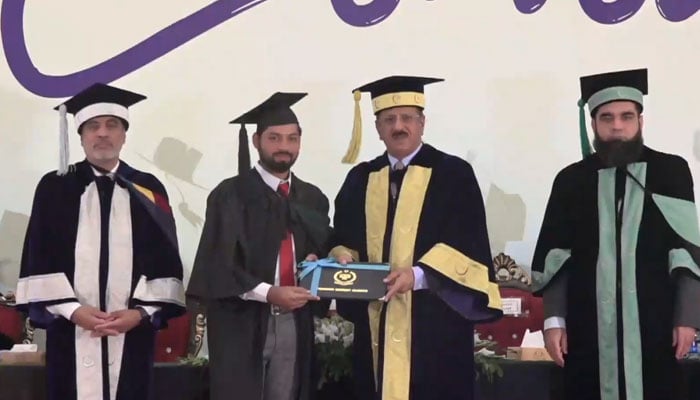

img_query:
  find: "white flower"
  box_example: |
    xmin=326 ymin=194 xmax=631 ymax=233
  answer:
xmin=314 ymin=315 xmax=355 ymax=346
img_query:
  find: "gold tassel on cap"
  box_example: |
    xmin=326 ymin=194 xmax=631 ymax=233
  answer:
xmin=57 ymin=104 xmax=69 ymax=176
xmin=341 ymin=90 xmax=363 ymax=164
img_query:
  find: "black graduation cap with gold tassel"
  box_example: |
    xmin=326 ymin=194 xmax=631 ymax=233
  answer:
xmin=229 ymin=92 xmax=307 ymax=175
xmin=342 ymin=75 xmax=444 ymax=164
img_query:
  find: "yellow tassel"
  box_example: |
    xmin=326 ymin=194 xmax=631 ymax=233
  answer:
xmin=341 ymin=90 xmax=363 ymax=164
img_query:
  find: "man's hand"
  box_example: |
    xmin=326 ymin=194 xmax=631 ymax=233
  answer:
xmin=267 ymin=287 xmax=320 ymax=311
xmin=544 ymin=328 xmax=567 ymax=367
xmin=70 ymin=305 xmax=114 ymax=331
xmin=673 ymin=326 xmax=697 ymax=360
xmin=305 ymin=253 xmax=318 ymax=261
xmin=92 ymin=309 xmax=144 ymax=337
xmin=335 ymin=253 xmax=353 ymax=265
xmin=383 ymin=268 xmax=415 ymax=302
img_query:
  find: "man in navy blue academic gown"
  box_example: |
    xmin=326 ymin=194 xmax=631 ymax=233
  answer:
xmin=15 ymin=83 xmax=186 ymax=400
xmin=332 ymin=76 xmax=503 ymax=400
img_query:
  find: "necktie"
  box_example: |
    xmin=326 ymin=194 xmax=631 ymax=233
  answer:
xmin=94 ymin=175 xmax=115 ymax=312
xmin=277 ymin=181 xmax=295 ymax=286
xmin=390 ymin=160 xmax=405 ymax=201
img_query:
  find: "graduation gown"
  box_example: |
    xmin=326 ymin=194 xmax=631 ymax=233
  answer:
xmin=532 ymin=146 xmax=700 ymax=400
xmin=186 ymin=168 xmax=332 ymax=400
xmin=15 ymin=160 xmax=186 ymax=400
xmin=332 ymin=143 xmax=503 ymax=400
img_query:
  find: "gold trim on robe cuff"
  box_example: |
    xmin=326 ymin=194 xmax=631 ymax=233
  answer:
xmin=329 ymin=245 xmax=360 ymax=262
xmin=419 ymin=243 xmax=502 ymax=310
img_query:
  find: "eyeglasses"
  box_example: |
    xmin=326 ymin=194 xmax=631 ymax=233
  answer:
xmin=377 ymin=114 xmax=422 ymax=126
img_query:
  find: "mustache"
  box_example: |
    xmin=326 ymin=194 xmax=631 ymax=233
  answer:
xmin=593 ymin=130 xmax=644 ymax=168
xmin=391 ymin=130 xmax=409 ymax=137
xmin=273 ymin=151 xmax=293 ymax=157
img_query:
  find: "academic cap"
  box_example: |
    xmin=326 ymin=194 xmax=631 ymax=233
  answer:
xmin=53 ymin=83 xmax=146 ymax=175
xmin=577 ymin=68 xmax=648 ymax=158
xmin=229 ymin=92 xmax=307 ymax=175
xmin=342 ymin=75 xmax=443 ymax=164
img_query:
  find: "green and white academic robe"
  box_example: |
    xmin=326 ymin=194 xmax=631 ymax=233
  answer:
xmin=532 ymin=146 xmax=700 ymax=400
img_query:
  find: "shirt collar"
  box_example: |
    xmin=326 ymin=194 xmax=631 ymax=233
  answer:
xmin=387 ymin=143 xmax=423 ymax=169
xmin=90 ymin=161 xmax=120 ymax=177
xmin=254 ymin=162 xmax=292 ymax=192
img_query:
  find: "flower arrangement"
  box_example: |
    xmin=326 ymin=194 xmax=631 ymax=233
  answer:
xmin=178 ymin=354 xmax=209 ymax=366
xmin=473 ymin=334 xmax=504 ymax=383
xmin=314 ymin=313 xmax=353 ymax=389
xmin=312 ymin=314 xmax=504 ymax=389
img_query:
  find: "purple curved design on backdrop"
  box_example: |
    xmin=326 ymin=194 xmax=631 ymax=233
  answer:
xmin=514 ymin=0 xmax=698 ymax=23
xmin=1 ymin=0 xmax=268 ymax=97
xmin=1 ymin=0 xmax=400 ymax=97
xmin=3 ymin=0 xmax=700 ymax=98
xmin=331 ymin=0 xmax=400 ymax=26
xmin=513 ymin=0 xmax=547 ymax=14
xmin=656 ymin=0 xmax=700 ymax=22
xmin=578 ymin=0 xmax=645 ymax=24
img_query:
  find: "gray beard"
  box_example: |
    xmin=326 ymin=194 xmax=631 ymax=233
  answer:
xmin=593 ymin=130 xmax=644 ymax=168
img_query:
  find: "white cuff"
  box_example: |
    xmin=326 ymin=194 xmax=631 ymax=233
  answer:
xmin=544 ymin=316 xmax=566 ymax=330
xmin=412 ymin=266 xmax=428 ymax=291
xmin=132 ymin=275 xmax=186 ymax=306
xmin=46 ymin=302 xmax=81 ymax=321
xmin=239 ymin=282 xmax=272 ymax=303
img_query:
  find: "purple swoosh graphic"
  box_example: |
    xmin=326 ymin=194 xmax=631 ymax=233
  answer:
xmin=656 ymin=0 xmax=700 ymax=22
xmin=331 ymin=0 xmax=400 ymax=26
xmin=2 ymin=0 xmax=402 ymax=97
xmin=5 ymin=0 xmax=698 ymax=98
xmin=513 ymin=0 xmax=547 ymax=14
xmin=513 ymin=0 xmax=699 ymax=23
xmin=579 ymin=0 xmax=645 ymax=24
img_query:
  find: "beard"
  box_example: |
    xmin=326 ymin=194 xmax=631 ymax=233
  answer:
xmin=258 ymin=150 xmax=297 ymax=173
xmin=593 ymin=129 xmax=644 ymax=168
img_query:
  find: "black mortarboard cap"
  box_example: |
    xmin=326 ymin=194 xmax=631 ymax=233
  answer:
xmin=229 ymin=92 xmax=307 ymax=175
xmin=576 ymin=68 xmax=648 ymax=158
xmin=52 ymin=82 xmax=146 ymax=175
xmin=579 ymin=68 xmax=647 ymax=109
xmin=342 ymin=75 xmax=443 ymax=164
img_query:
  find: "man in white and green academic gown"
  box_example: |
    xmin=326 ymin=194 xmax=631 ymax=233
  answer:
xmin=532 ymin=68 xmax=700 ymax=400
xmin=15 ymin=83 xmax=186 ymax=400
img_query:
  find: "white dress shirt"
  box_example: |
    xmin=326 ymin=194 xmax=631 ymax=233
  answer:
xmin=239 ymin=162 xmax=297 ymax=302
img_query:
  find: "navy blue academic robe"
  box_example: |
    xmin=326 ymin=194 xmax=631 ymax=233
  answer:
xmin=332 ymin=144 xmax=503 ymax=400
xmin=15 ymin=160 xmax=186 ymax=400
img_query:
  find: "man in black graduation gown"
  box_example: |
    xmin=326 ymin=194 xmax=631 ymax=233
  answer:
xmin=15 ymin=83 xmax=186 ymax=400
xmin=186 ymin=92 xmax=332 ymax=400
xmin=532 ymin=68 xmax=700 ymax=400
xmin=332 ymin=76 xmax=503 ymax=400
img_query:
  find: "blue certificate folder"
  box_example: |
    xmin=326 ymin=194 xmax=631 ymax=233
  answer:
xmin=297 ymin=258 xmax=391 ymax=300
